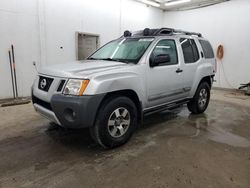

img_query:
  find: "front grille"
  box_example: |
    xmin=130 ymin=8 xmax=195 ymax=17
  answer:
xmin=32 ymin=95 xmax=52 ymax=111
xmin=57 ymin=80 xmax=66 ymax=92
xmin=38 ymin=76 xmax=54 ymax=92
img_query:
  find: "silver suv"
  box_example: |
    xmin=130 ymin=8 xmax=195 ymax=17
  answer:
xmin=32 ymin=28 xmax=216 ymax=148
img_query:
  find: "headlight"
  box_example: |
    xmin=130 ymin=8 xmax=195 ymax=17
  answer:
xmin=63 ymin=79 xmax=89 ymax=96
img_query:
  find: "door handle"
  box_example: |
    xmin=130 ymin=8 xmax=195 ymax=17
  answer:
xmin=176 ymin=68 xmax=183 ymax=73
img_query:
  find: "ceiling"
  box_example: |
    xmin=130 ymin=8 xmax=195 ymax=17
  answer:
xmin=136 ymin=0 xmax=229 ymax=11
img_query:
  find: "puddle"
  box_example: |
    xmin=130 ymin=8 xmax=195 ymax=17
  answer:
xmin=188 ymin=113 xmax=250 ymax=148
xmin=207 ymin=126 xmax=250 ymax=147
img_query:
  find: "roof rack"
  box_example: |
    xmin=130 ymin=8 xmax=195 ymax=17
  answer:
xmin=123 ymin=28 xmax=202 ymax=38
xmin=171 ymin=29 xmax=203 ymax=37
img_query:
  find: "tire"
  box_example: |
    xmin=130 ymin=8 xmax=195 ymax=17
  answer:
xmin=90 ymin=96 xmax=137 ymax=149
xmin=187 ymin=82 xmax=210 ymax=114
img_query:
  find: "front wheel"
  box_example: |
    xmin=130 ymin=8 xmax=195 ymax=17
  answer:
xmin=90 ymin=96 xmax=137 ymax=149
xmin=187 ymin=82 xmax=210 ymax=114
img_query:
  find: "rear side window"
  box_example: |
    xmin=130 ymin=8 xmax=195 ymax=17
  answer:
xmin=199 ymin=40 xmax=214 ymax=59
xmin=180 ymin=38 xmax=199 ymax=63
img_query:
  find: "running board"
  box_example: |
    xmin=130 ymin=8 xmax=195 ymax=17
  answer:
xmin=143 ymin=99 xmax=190 ymax=116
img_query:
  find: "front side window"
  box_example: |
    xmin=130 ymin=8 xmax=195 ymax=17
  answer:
xmin=199 ymin=40 xmax=214 ymax=59
xmin=180 ymin=38 xmax=199 ymax=63
xmin=150 ymin=39 xmax=178 ymax=66
xmin=88 ymin=38 xmax=154 ymax=63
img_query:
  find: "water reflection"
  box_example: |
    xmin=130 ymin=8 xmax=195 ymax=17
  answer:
xmin=189 ymin=113 xmax=250 ymax=147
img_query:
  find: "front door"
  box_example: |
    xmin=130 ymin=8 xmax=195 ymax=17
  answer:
xmin=146 ymin=39 xmax=186 ymax=108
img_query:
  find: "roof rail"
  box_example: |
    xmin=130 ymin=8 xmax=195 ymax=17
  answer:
xmin=171 ymin=29 xmax=202 ymax=37
xmin=123 ymin=28 xmax=202 ymax=37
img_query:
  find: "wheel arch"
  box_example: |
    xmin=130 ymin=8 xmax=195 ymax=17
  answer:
xmin=189 ymin=75 xmax=214 ymax=98
xmin=198 ymin=75 xmax=213 ymax=89
xmin=95 ymin=89 xmax=142 ymax=126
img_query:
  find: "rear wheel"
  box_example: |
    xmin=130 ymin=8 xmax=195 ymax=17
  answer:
xmin=187 ymin=82 xmax=210 ymax=114
xmin=90 ymin=96 xmax=137 ymax=148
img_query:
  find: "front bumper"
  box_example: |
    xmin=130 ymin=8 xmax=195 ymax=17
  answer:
xmin=33 ymin=103 xmax=61 ymax=125
xmin=32 ymin=93 xmax=105 ymax=128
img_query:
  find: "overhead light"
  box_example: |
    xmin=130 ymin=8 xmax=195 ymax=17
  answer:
xmin=165 ymin=0 xmax=191 ymax=6
xmin=141 ymin=0 xmax=161 ymax=7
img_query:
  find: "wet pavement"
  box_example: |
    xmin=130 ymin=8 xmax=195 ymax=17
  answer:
xmin=0 ymin=90 xmax=250 ymax=188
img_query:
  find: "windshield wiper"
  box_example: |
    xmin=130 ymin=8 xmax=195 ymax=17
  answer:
xmin=87 ymin=57 xmax=97 ymax=60
xmin=100 ymin=58 xmax=119 ymax=61
xmin=112 ymin=58 xmax=135 ymax=64
xmin=88 ymin=57 xmax=132 ymax=63
xmin=99 ymin=58 xmax=129 ymax=63
xmin=88 ymin=57 xmax=117 ymax=61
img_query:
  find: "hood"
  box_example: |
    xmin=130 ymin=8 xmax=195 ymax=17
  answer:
xmin=39 ymin=60 xmax=130 ymax=78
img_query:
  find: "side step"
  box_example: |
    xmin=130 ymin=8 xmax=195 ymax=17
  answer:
xmin=143 ymin=99 xmax=190 ymax=116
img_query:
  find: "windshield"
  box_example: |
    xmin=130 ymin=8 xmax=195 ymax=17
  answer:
xmin=88 ymin=37 xmax=154 ymax=63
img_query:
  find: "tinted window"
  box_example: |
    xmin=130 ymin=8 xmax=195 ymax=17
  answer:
xmin=150 ymin=39 xmax=178 ymax=66
xmin=199 ymin=40 xmax=214 ymax=58
xmin=180 ymin=38 xmax=199 ymax=63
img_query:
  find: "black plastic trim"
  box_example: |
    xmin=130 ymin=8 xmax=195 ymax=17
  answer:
xmin=143 ymin=98 xmax=190 ymax=116
xmin=38 ymin=76 xmax=53 ymax=92
xmin=57 ymin=80 xmax=66 ymax=92
xmin=32 ymin=95 xmax=52 ymax=111
xmin=50 ymin=94 xmax=105 ymax=128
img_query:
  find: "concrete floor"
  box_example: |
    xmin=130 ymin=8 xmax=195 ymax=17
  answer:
xmin=0 ymin=89 xmax=250 ymax=188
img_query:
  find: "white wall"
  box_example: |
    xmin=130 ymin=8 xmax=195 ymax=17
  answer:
xmin=43 ymin=0 xmax=163 ymax=66
xmin=2 ymin=0 xmax=247 ymax=99
xmin=0 ymin=0 xmax=40 ymax=99
xmin=0 ymin=0 xmax=163 ymax=99
xmin=163 ymin=0 xmax=250 ymax=89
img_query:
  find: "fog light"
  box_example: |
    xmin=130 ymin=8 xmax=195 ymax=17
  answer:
xmin=64 ymin=108 xmax=76 ymax=122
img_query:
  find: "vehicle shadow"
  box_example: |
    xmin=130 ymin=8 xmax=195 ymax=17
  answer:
xmin=141 ymin=107 xmax=181 ymax=130
xmin=44 ymin=107 xmax=183 ymax=151
xmin=44 ymin=123 xmax=100 ymax=151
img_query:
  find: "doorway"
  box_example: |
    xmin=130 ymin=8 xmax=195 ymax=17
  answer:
xmin=76 ymin=32 xmax=99 ymax=60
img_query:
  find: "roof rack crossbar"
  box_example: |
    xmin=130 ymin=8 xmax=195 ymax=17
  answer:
xmin=156 ymin=28 xmax=202 ymax=37
xmin=154 ymin=28 xmax=174 ymax=35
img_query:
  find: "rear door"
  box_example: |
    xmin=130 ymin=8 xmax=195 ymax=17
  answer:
xmin=178 ymin=38 xmax=201 ymax=97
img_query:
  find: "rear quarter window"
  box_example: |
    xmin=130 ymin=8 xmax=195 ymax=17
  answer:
xmin=199 ymin=40 xmax=214 ymax=59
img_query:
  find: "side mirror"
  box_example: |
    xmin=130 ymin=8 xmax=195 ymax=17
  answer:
xmin=150 ymin=54 xmax=171 ymax=67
